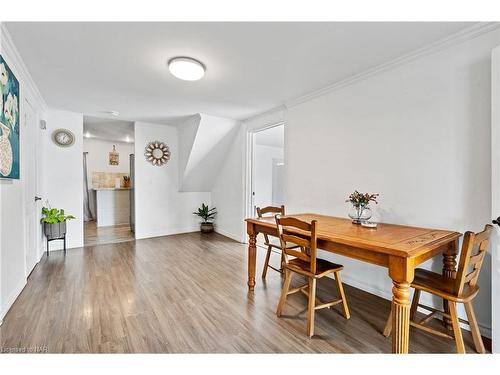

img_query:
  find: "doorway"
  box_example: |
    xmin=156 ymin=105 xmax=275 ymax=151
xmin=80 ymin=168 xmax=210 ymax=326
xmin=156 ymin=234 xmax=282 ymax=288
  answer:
xmin=248 ymin=124 xmax=285 ymax=247
xmin=82 ymin=116 xmax=135 ymax=246
xmin=251 ymin=124 xmax=285 ymax=213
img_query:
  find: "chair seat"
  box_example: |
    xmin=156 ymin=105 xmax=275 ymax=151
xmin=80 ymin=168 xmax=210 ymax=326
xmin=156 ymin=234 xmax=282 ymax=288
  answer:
xmin=412 ymin=268 xmax=479 ymax=302
xmin=285 ymin=258 xmax=343 ymax=278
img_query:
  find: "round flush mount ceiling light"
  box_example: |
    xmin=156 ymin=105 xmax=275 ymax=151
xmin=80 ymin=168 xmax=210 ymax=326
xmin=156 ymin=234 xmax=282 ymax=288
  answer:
xmin=168 ymin=57 xmax=205 ymax=81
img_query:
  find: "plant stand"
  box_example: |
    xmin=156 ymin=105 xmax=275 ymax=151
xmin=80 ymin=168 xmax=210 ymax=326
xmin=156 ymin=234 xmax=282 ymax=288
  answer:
xmin=46 ymin=235 xmax=66 ymax=256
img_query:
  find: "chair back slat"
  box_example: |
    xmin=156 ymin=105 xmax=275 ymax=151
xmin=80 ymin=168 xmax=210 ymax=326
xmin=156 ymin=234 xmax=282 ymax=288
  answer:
xmin=277 ymin=216 xmax=311 ymax=231
xmin=464 ymin=269 xmax=479 ymax=283
xmin=281 ymin=234 xmax=310 ymax=249
xmin=455 ymin=225 xmax=493 ymax=295
xmin=256 ymin=205 xmax=285 ymax=244
xmin=284 ymin=249 xmax=311 ymax=262
xmin=275 ymin=215 xmax=318 ymax=274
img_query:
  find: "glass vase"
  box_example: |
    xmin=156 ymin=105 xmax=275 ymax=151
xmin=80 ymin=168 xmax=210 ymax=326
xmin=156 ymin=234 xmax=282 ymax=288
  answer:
xmin=348 ymin=205 xmax=372 ymax=224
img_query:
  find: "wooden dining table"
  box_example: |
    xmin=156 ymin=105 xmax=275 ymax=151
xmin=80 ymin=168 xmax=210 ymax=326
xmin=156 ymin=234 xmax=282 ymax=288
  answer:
xmin=245 ymin=213 xmax=462 ymax=354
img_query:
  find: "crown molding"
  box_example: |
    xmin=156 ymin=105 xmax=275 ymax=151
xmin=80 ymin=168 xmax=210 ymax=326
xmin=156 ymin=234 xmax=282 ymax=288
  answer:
xmin=244 ymin=22 xmax=500 ymax=122
xmin=242 ymin=104 xmax=286 ymax=125
xmin=0 ymin=23 xmax=48 ymax=112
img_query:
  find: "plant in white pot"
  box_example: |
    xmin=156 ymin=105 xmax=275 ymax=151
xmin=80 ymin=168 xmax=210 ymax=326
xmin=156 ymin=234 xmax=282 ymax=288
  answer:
xmin=41 ymin=205 xmax=76 ymax=240
xmin=193 ymin=203 xmax=217 ymax=233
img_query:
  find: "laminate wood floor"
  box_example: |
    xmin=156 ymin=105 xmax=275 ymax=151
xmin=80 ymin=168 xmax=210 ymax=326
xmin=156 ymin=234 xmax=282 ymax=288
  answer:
xmin=84 ymin=221 xmax=134 ymax=246
xmin=0 ymin=232 xmax=490 ymax=353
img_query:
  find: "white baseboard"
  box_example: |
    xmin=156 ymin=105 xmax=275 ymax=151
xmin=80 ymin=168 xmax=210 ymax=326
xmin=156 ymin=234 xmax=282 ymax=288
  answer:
xmin=135 ymin=226 xmax=200 ymax=240
xmin=0 ymin=277 xmax=27 ymax=324
xmin=215 ymin=228 xmax=244 ymax=243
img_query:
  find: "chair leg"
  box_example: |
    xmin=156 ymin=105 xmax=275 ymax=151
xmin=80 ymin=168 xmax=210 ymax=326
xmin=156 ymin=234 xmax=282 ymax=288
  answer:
xmin=449 ymin=301 xmax=465 ymax=354
xmin=383 ymin=308 xmax=393 ymax=337
xmin=410 ymin=289 xmax=421 ymax=321
xmin=334 ymin=271 xmax=350 ymax=319
xmin=261 ymin=246 xmax=272 ymax=279
xmin=464 ymin=301 xmax=485 ymax=354
xmin=307 ymin=277 xmax=317 ymax=337
xmin=279 ymin=250 xmax=285 ymax=273
xmin=276 ymin=269 xmax=293 ymax=317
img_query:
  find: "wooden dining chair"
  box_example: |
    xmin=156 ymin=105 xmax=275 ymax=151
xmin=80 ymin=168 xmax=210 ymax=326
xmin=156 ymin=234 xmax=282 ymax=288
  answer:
xmin=257 ymin=205 xmax=287 ymax=279
xmin=383 ymin=225 xmax=493 ymax=353
xmin=275 ymin=215 xmax=350 ymax=337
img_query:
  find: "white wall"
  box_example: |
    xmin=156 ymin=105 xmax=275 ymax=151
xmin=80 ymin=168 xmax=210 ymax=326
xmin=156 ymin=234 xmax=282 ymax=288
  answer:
xmin=84 ymin=138 xmax=134 ymax=179
xmin=0 ymin=23 xmax=47 ymax=323
xmin=211 ymin=127 xmax=246 ymax=241
xmin=211 ymin=109 xmax=285 ymax=242
xmin=213 ymin=30 xmax=500 ymax=338
xmin=253 ymin=144 xmax=284 ymax=208
xmin=179 ymin=113 xmax=240 ymax=192
xmin=42 ymin=109 xmax=84 ymax=250
xmin=284 ymin=30 xmax=500 ymax=337
xmin=134 ymin=121 xmax=210 ymax=239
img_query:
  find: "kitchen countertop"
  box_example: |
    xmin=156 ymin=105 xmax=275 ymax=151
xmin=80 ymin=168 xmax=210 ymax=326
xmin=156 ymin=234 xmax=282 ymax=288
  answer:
xmin=92 ymin=187 xmax=132 ymax=191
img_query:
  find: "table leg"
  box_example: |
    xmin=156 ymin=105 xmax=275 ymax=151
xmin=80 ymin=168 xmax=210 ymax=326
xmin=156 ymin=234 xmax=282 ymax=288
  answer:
xmin=442 ymin=239 xmax=458 ymax=330
xmin=247 ymin=223 xmax=257 ymax=291
xmin=389 ymin=256 xmax=414 ymax=354
xmin=391 ymin=281 xmax=411 ymax=353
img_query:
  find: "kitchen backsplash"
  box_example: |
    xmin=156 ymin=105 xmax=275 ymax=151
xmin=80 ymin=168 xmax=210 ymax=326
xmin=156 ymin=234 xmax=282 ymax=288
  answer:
xmin=92 ymin=172 xmax=129 ymax=188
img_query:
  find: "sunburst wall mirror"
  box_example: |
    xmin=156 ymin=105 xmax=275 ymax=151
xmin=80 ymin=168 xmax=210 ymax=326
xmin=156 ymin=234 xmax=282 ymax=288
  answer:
xmin=145 ymin=141 xmax=170 ymax=166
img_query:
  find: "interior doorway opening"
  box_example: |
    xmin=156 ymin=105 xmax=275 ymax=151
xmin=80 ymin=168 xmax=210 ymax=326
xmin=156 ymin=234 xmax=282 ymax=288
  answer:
xmin=251 ymin=124 xmax=285 ymax=213
xmin=83 ymin=116 xmax=135 ymax=246
xmin=248 ymin=123 xmax=285 ymax=248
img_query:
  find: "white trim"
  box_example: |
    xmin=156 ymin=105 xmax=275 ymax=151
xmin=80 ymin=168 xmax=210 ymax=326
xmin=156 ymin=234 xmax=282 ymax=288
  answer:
xmin=244 ymin=121 xmax=285 ymax=220
xmin=0 ymin=23 xmax=47 ymax=112
xmin=0 ymin=278 xmax=27 ymax=323
xmin=214 ymin=228 xmax=244 ymax=243
xmin=491 ymin=45 xmax=500 ymax=353
xmin=134 ymin=226 xmax=201 ymax=240
xmin=244 ymin=22 xmax=500 ymax=123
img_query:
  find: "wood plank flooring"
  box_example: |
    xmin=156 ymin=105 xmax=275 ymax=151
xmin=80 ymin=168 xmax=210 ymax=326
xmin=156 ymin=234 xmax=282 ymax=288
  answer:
xmin=0 ymin=232 xmax=490 ymax=353
xmin=84 ymin=221 xmax=134 ymax=246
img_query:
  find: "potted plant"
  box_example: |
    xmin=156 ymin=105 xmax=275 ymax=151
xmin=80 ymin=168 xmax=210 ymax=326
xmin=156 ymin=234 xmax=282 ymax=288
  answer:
xmin=193 ymin=203 xmax=217 ymax=233
xmin=346 ymin=190 xmax=379 ymax=224
xmin=123 ymin=175 xmax=130 ymax=188
xmin=41 ymin=205 xmax=76 ymax=240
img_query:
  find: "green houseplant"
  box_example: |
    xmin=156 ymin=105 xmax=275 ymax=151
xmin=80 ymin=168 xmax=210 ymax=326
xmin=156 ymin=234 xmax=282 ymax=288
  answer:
xmin=193 ymin=203 xmax=217 ymax=233
xmin=41 ymin=205 xmax=76 ymax=240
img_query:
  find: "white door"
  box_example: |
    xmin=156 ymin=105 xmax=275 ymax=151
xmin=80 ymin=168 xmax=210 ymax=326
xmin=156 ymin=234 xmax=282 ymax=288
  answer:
xmin=23 ymin=99 xmax=39 ymax=276
xmin=491 ymin=46 xmax=500 ymax=353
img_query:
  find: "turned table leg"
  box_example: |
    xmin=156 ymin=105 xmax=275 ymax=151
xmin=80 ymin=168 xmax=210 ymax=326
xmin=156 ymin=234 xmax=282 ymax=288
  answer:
xmin=442 ymin=239 xmax=458 ymax=330
xmin=247 ymin=223 xmax=257 ymax=291
xmin=389 ymin=256 xmax=415 ymax=354
xmin=391 ymin=281 xmax=411 ymax=353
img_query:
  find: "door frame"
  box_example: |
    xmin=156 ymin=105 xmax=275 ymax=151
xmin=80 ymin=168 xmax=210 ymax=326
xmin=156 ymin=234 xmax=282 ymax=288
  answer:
xmin=22 ymin=97 xmax=42 ymax=277
xmin=491 ymin=45 xmax=500 ymax=353
xmin=244 ymin=121 xmax=285 ymax=220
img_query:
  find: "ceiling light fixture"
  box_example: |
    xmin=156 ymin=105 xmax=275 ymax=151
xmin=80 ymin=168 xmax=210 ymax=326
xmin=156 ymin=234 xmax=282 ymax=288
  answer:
xmin=168 ymin=57 xmax=205 ymax=81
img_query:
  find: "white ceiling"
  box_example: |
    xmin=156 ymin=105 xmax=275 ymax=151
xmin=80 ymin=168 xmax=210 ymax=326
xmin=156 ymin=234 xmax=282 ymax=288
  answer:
xmin=83 ymin=116 xmax=134 ymax=143
xmin=6 ymin=22 xmax=474 ymax=123
xmin=255 ymin=125 xmax=284 ymax=148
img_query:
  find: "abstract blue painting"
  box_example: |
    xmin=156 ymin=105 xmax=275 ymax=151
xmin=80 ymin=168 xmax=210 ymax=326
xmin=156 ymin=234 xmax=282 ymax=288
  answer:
xmin=0 ymin=54 xmax=20 ymax=179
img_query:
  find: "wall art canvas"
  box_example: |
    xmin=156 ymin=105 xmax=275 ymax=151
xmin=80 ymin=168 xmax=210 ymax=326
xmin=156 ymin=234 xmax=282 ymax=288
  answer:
xmin=0 ymin=54 xmax=20 ymax=179
xmin=109 ymin=144 xmax=119 ymax=166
